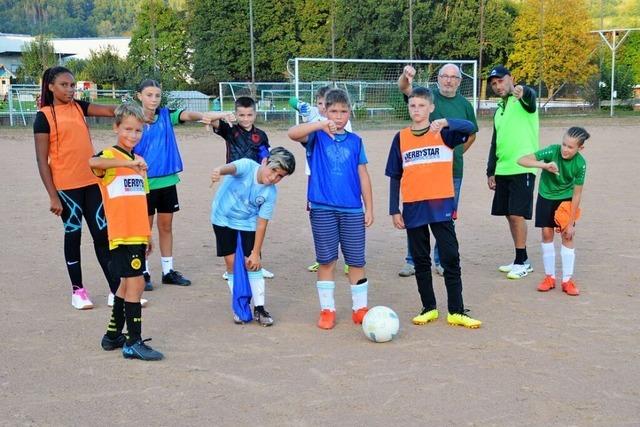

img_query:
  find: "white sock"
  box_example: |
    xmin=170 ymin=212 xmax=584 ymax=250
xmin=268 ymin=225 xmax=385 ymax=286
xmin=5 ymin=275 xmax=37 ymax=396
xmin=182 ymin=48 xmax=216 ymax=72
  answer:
xmin=227 ymin=274 xmax=234 ymax=294
xmin=144 ymin=260 xmax=150 ymax=275
xmin=350 ymin=280 xmax=368 ymax=310
xmin=317 ymin=281 xmax=335 ymax=311
xmin=561 ymin=245 xmax=575 ymax=282
xmin=541 ymin=242 xmax=555 ymax=277
xmin=248 ymin=271 xmax=265 ymax=306
xmin=161 ymin=257 xmax=173 ymax=275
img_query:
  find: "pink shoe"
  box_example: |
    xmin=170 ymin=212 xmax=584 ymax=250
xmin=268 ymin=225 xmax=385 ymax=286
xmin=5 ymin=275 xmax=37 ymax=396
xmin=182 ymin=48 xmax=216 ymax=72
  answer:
xmin=72 ymin=288 xmax=94 ymax=310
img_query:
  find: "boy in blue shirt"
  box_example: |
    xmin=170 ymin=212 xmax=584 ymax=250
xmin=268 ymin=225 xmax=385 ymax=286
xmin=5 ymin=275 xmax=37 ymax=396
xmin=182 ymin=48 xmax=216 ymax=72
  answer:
xmin=210 ymin=147 xmax=295 ymax=326
xmin=288 ymin=89 xmax=373 ymax=330
xmin=385 ymin=87 xmax=481 ymax=329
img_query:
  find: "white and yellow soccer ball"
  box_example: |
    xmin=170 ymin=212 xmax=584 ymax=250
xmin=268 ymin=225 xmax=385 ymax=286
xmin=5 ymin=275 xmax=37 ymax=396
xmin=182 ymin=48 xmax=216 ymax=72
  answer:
xmin=362 ymin=306 xmax=399 ymax=343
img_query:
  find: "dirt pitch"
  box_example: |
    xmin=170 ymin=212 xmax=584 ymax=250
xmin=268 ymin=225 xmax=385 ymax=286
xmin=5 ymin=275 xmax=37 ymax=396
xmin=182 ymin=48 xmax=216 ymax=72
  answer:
xmin=1 ymin=116 xmax=639 ymax=426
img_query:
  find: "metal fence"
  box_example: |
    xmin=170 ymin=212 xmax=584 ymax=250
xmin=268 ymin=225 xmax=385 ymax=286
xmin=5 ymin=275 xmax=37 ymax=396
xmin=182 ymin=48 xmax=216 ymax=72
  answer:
xmin=0 ymin=85 xmax=214 ymax=126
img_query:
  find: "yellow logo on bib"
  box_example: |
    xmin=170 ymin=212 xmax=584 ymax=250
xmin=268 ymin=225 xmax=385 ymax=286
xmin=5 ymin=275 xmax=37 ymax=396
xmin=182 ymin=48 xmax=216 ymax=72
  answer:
xmin=131 ymin=258 xmax=142 ymax=270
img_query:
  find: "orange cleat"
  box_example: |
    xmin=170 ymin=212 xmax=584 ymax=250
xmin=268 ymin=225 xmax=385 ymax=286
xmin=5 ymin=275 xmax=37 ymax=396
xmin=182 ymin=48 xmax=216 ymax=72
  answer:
xmin=317 ymin=309 xmax=336 ymax=329
xmin=537 ymin=275 xmax=556 ymax=292
xmin=351 ymin=307 xmax=369 ymax=324
xmin=562 ymin=279 xmax=580 ymax=296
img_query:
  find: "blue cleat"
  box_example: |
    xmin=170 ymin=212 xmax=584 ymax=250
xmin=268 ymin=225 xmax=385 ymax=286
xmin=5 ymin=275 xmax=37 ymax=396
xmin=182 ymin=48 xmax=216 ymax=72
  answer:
xmin=122 ymin=338 xmax=164 ymax=361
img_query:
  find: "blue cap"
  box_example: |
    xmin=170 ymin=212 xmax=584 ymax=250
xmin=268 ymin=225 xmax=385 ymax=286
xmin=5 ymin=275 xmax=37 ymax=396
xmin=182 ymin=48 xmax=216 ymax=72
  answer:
xmin=488 ymin=65 xmax=511 ymax=82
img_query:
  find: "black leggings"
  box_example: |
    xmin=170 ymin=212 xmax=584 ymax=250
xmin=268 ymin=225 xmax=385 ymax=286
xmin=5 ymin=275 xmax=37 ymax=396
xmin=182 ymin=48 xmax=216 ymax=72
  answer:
xmin=58 ymin=184 xmax=118 ymax=293
xmin=407 ymin=221 xmax=464 ymax=314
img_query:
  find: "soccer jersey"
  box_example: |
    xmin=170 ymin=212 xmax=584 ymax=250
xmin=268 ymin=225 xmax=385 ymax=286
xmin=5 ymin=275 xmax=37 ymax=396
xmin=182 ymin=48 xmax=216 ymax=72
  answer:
xmin=210 ymin=158 xmax=277 ymax=231
xmin=34 ymin=101 xmax=98 ymax=190
xmin=306 ymin=130 xmax=367 ymax=210
xmin=93 ymin=147 xmax=151 ymax=249
xmin=214 ymin=120 xmax=270 ymax=164
xmin=535 ymin=144 xmax=586 ymax=200
xmin=386 ymin=119 xmax=474 ymax=229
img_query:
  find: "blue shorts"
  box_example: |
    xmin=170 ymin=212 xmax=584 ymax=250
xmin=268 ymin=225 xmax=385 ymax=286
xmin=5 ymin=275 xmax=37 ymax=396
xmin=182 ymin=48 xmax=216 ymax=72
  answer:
xmin=309 ymin=209 xmax=366 ymax=267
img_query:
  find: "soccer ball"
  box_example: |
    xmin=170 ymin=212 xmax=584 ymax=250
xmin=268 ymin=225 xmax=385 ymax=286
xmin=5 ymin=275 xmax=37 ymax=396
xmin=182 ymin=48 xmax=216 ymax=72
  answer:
xmin=362 ymin=306 xmax=400 ymax=343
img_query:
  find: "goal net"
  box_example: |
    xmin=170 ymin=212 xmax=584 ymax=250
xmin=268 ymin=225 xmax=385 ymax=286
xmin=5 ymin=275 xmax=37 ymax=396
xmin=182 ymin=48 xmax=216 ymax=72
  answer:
xmin=288 ymin=57 xmax=478 ymax=125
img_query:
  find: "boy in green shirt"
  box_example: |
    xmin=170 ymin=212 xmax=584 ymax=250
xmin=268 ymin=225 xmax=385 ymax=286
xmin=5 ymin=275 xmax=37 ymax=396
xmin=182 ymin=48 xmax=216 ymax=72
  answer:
xmin=518 ymin=127 xmax=589 ymax=296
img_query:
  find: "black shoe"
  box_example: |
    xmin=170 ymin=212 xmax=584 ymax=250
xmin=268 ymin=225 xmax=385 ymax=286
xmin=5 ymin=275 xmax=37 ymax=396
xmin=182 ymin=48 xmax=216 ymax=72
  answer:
xmin=143 ymin=272 xmax=154 ymax=291
xmin=161 ymin=270 xmax=191 ymax=286
xmin=122 ymin=338 xmax=164 ymax=361
xmin=101 ymin=333 xmax=126 ymax=351
xmin=254 ymin=306 xmax=274 ymax=327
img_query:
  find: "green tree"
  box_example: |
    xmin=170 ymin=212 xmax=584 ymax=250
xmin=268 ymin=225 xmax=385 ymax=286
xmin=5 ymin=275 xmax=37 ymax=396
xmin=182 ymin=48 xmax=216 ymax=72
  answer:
xmin=91 ymin=0 xmax=139 ymax=36
xmin=84 ymin=47 xmax=126 ymax=96
xmin=127 ymin=0 xmax=191 ymax=89
xmin=16 ymin=35 xmax=57 ymax=84
xmin=189 ymin=0 xmax=252 ymax=93
xmin=509 ymin=0 xmax=597 ymax=99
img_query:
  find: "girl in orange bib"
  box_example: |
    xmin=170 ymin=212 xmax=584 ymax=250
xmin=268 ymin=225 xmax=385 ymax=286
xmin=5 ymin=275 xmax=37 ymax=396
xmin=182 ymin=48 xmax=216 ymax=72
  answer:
xmin=34 ymin=66 xmax=119 ymax=310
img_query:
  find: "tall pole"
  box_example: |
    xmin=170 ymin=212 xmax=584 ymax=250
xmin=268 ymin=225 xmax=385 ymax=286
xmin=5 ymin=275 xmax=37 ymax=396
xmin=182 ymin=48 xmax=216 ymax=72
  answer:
xmin=610 ymin=31 xmax=616 ymax=117
xmin=409 ymin=0 xmax=414 ymax=60
xmin=478 ymin=0 xmax=485 ymax=99
xmin=538 ymin=0 xmax=543 ymax=107
xmin=249 ymin=0 xmax=256 ymax=97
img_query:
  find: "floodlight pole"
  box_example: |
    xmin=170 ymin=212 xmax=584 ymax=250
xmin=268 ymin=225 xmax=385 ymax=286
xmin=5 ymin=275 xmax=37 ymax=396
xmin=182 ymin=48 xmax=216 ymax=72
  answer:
xmin=592 ymin=28 xmax=639 ymax=117
xmin=249 ymin=0 xmax=256 ymax=97
xmin=408 ymin=0 xmax=414 ymax=61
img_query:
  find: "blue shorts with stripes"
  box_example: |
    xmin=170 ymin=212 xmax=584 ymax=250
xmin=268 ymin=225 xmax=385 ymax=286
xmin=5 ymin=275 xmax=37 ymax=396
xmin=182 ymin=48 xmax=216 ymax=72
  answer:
xmin=309 ymin=209 xmax=366 ymax=267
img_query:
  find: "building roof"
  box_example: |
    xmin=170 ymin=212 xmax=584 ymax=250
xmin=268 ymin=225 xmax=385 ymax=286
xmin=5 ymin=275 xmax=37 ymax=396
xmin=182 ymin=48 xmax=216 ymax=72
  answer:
xmin=0 ymin=33 xmax=130 ymax=60
xmin=0 ymin=65 xmax=16 ymax=78
xmin=168 ymin=91 xmax=210 ymax=99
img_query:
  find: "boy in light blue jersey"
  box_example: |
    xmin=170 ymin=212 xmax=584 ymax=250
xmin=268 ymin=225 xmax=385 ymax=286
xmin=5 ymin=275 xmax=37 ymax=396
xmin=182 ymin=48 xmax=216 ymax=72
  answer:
xmin=210 ymin=147 xmax=296 ymax=326
xmin=288 ymin=89 xmax=374 ymax=330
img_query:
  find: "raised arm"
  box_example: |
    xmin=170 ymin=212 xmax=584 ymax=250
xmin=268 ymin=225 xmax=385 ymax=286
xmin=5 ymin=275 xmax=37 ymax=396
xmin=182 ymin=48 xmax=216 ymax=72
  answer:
xmin=86 ymin=103 xmax=116 ymax=117
xmin=398 ymin=65 xmax=415 ymax=96
xmin=180 ymin=110 xmax=226 ymax=124
xmin=89 ymin=156 xmax=147 ymax=175
xmin=287 ymin=120 xmax=328 ymax=143
xmin=517 ymin=153 xmax=558 ymax=175
xmin=210 ymin=162 xmax=238 ymax=184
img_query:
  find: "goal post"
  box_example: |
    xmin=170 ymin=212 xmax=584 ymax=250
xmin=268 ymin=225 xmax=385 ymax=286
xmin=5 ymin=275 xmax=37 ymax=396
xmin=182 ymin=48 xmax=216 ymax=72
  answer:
xmin=289 ymin=57 xmax=478 ymax=125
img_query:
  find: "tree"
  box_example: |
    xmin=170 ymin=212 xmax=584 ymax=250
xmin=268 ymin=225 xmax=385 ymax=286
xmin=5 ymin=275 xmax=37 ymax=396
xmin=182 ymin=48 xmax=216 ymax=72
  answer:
xmin=84 ymin=47 xmax=126 ymax=96
xmin=17 ymin=35 xmax=57 ymax=84
xmin=127 ymin=0 xmax=191 ymax=89
xmin=189 ymin=0 xmax=253 ymax=93
xmin=509 ymin=0 xmax=597 ymax=99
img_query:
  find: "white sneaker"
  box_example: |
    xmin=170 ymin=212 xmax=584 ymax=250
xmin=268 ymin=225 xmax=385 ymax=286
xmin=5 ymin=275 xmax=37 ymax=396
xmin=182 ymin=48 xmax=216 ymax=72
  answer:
xmin=261 ymin=268 xmax=274 ymax=279
xmin=222 ymin=271 xmax=229 ymax=280
xmin=434 ymin=264 xmax=445 ymax=276
xmin=506 ymin=264 xmax=531 ymax=280
xmin=107 ymin=293 xmax=148 ymax=308
xmin=72 ymin=288 xmax=94 ymax=310
xmin=498 ymin=261 xmax=533 ymax=273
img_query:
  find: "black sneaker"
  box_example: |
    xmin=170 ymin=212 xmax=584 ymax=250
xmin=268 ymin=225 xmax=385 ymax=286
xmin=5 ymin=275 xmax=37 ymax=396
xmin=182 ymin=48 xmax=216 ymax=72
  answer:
xmin=161 ymin=270 xmax=191 ymax=286
xmin=143 ymin=272 xmax=154 ymax=291
xmin=101 ymin=333 xmax=126 ymax=351
xmin=122 ymin=338 xmax=164 ymax=361
xmin=254 ymin=306 xmax=274 ymax=327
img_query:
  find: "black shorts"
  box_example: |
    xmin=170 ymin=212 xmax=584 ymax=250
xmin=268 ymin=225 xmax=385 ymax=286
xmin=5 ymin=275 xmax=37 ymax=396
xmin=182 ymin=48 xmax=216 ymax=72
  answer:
xmin=212 ymin=225 xmax=256 ymax=257
xmin=110 ymin=244 xmax=146 ymax=278
xmin=147 ymin=185 xmax=179 ymax=215
xmin=535 ymin=194 xmax=572 ymax=228
xmin=491 ymin=173 xmax=535 ymax=219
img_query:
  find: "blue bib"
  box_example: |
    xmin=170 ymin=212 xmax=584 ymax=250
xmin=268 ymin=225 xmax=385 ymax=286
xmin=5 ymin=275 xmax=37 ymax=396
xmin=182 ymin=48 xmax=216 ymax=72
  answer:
xmin=133 ymin=108 xmax=183 ymax=178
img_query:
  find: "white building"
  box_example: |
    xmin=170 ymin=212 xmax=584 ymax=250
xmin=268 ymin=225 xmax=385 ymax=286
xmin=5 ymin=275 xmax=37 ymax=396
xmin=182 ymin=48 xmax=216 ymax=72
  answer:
xmin=0 ymin=33 xmax=130 ymax=74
